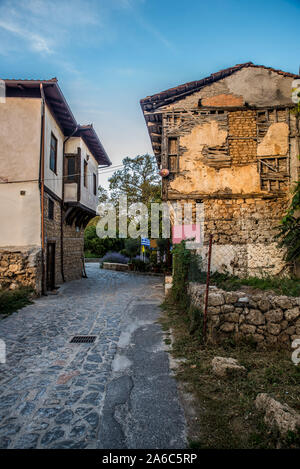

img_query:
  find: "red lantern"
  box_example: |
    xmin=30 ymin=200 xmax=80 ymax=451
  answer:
xmin=159 ymin=168 xmax=169 ymax=177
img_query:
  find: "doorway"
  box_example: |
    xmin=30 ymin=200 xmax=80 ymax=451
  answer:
xmin=46 ymin=242 xmax=56 ymax=290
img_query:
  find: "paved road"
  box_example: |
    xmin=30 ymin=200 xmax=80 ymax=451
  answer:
xmin=0 ymin=265 xmax=186 ymax=449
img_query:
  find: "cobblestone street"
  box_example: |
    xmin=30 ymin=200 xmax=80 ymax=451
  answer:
xmin=0 ymin=265 xmax=186 ymax=449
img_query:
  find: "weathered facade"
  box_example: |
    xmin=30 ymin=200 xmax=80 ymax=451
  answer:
xmin=0 ymin=79 xmax=111 ymax=293
xmin=141 ymin=63 xmax=300 ymax=277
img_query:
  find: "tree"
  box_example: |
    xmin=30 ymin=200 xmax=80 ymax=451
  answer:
xmin=277 ymin=92 xmax=300 ymax=269
xmin=98 ymin=186 xmax=109 ymax=203
xmin=124 ymin=238 xmax=140 ymax=260
xmin=84 ymin=225 xmax=124 ymax=257
xmin=108 ymin=154 xmax=161 ymax=205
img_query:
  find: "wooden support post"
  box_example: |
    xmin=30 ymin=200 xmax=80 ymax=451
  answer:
xmin=203 ymin=235 xmax=213 ymax=342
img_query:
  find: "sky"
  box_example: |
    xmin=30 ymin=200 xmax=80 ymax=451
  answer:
xmin=0 ymin=0 xmax=299 ymax=188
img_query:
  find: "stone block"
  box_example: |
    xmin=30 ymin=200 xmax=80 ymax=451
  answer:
xmin=285 ymin=308 xmax=300 ymax=322
xmin=247 ymin=309 xmax=265 ymax=325
xmin=208 ymin=293 xmax=224 ymax=306
xmin=211 ymin=356 xmax=247 ymax=378
xmin=265 ymin=309 xmax=283 ymax=323
xmin=255 ymin=393 xmax=300 ymax=436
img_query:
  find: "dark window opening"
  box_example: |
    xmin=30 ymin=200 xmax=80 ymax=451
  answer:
xmin=167 ymin=137 xmax=179 ymax=172
xmin=93 ymin=173 xmax=97 ymax=195
xmin=48 ymin=198 xmax=54 ymax=220
xmin=50 ymin=133 xmax=57 ymax=173
xmin=67 ymin=156 xmax=76 ymax=181
xmin=84 ymin=160 xmax=88 ymax=188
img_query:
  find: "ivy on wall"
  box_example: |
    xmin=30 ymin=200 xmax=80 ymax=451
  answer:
xmin=277 ymin=95 xmax=300 ymax=266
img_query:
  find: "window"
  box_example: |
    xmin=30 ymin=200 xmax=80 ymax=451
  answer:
xmin=93 ymin=173 xmax=97 ymax=195
xmin=67 ymin=156 xmax=76 ymax=181
xmin=167 ymin=137 xmax=179 ymax=172
xmin=50 ymin=133 xmax=57 ymax=173
xmin=84 ymin=160 xmax=88 ymax=187
xmin=48 ymin=198 xmax=54 ymax=220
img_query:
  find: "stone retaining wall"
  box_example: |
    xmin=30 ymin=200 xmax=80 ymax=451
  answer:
xmin=102 ymin=262 xmax=129 ymax=272
xmin=0 ymin=246 xmax=42 ymax=294
xmin=188 ymin=282 xmax=300 ymax=346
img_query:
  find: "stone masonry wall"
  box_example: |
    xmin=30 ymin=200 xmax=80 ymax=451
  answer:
xmin=0 ymin=195 xmax=86 ymax=294
xmin=228 ymin=110 xmax=257 ymax=165
xmin=189 ymin=282 xmax=300 ymax=346
xmin=63 ymin=222 xmax=85 ymax=282
xmin=44 ymin=193 xmax=85 ymax=285
xmin=0 ymin=246 xmax=42 ymax=293
xmin=44 ymin=195 xmax=63 ymax=286
xmin=169 ymin=196 xmax=288 ymax=277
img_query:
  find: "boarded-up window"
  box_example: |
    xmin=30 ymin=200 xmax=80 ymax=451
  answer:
xmin=50 ymin=133 xmax=57 ymax=173
xmin=84 ymin=160 xmax=88 ymax=188
xmin=168 ymin=137 xmax=178 ymax=172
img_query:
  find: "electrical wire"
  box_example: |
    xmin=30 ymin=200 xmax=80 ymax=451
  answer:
xmin=0 ymin=163 xmax=124 ymax=184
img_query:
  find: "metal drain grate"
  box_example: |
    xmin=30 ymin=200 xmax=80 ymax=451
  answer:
xmin=70 ymin=335 xmax=96 ymax=344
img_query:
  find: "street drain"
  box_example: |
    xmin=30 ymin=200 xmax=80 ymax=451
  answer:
xmin=70 ymin=335 xmax=96 ymax=344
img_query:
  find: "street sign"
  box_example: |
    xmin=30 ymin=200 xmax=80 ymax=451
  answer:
xmin=141 ymin=237 xmax=150 ymax=247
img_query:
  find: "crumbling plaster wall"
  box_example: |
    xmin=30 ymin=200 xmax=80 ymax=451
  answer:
xmin=161 ymin=67 xmax=295 ymax=111
xmin=160 ymin=67 xmax=299 ymax=277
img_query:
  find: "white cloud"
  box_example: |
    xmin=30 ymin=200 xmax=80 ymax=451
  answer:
xmin=0 ymin=0 xmax=103 ymax=56
xmin=0 ymin=19 xmax=53 ymax=53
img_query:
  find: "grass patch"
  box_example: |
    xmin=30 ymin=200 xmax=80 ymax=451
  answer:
xmin=160 ymin=300 xmax=300 ymax=449
xmin=206 ymin=272 xmax=300 ymax=297
xmin=0 ymin=287 xmax=34 ymax=316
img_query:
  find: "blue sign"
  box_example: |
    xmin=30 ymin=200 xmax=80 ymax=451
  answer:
xmin=141 ymin=237 xmax=150 ymax=247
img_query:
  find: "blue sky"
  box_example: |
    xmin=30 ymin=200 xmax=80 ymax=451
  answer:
xmin=0 ymin=0 xmax=299 ymax=187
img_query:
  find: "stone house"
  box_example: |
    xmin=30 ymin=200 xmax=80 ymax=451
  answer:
xmin=141 ymin=62 xmax=300 ymax=277
xmin=0 ymin=78 xmax=111 ymax=294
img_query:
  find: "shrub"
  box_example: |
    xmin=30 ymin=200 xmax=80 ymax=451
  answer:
xmin=131 ymin=259 xmax=149 ymax=272
xmin=124 ymin=238 xmax=140 ymax=259
xmin=0 ymin=287 xmax=33 ymax=316
xmin=100 ymin=252 xmax=129 ymax=265
xmin=84 ymin=225 xmax=124 ymax=257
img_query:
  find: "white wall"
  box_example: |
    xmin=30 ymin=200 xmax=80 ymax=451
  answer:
xmin=0 ymin=98 xmax=41 ymax=247
xmin=44 ymin=104 xmax=64 ymax=199
xmin=65 ymin=137 xmax=99 ymax=211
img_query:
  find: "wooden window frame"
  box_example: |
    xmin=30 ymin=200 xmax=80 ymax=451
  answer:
xmin=65 ymin=155 xmax=77 ymax=182
xmin=167 ymin=136 xmax=179 ymax=173
xmin=84 ymin=159 xmax=88 ymax=188
xmin=50 ymin=132 xmax=58 ymax=174
xmin=93 ymin=173 xmax=97 ymax=196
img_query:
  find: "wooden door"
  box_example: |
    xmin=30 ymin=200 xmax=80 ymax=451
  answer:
xmin=46 ymin=242 xmax=56 ymax=290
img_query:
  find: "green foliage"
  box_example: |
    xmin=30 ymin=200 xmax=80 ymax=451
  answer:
xmin=276 ymin=99 xmax=300 ymax=266
xmin=157 ymin=238 xmax=169 ymax=257
xmin=108 ymin=154 xmax=161 ymax=205
xmin=124 ymin=238 xmax=140 ymax=259
xmin=171 ymin=241 xmax=204 ymax=334
xmin=0 ymin=287 xmax=33 ymax=316
xmin=276 ymin=179 xmax=300 ymax=263
xmin=209 ymin=271 xmax=300 ymax=297
xmin=97 ymin=186 xmax=109 ymax=203
xmin=171 ymin=241 xmax=192 ymax=306
xmin=84 ymin=225 xmax=124 ymax=257
xmin=84 ymin=251 xmax=100 ymax=259
xmin=149 ymin=252 xmax=157 ymax=266
xmin=130 ymin=258 xmax=149 ymax=272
